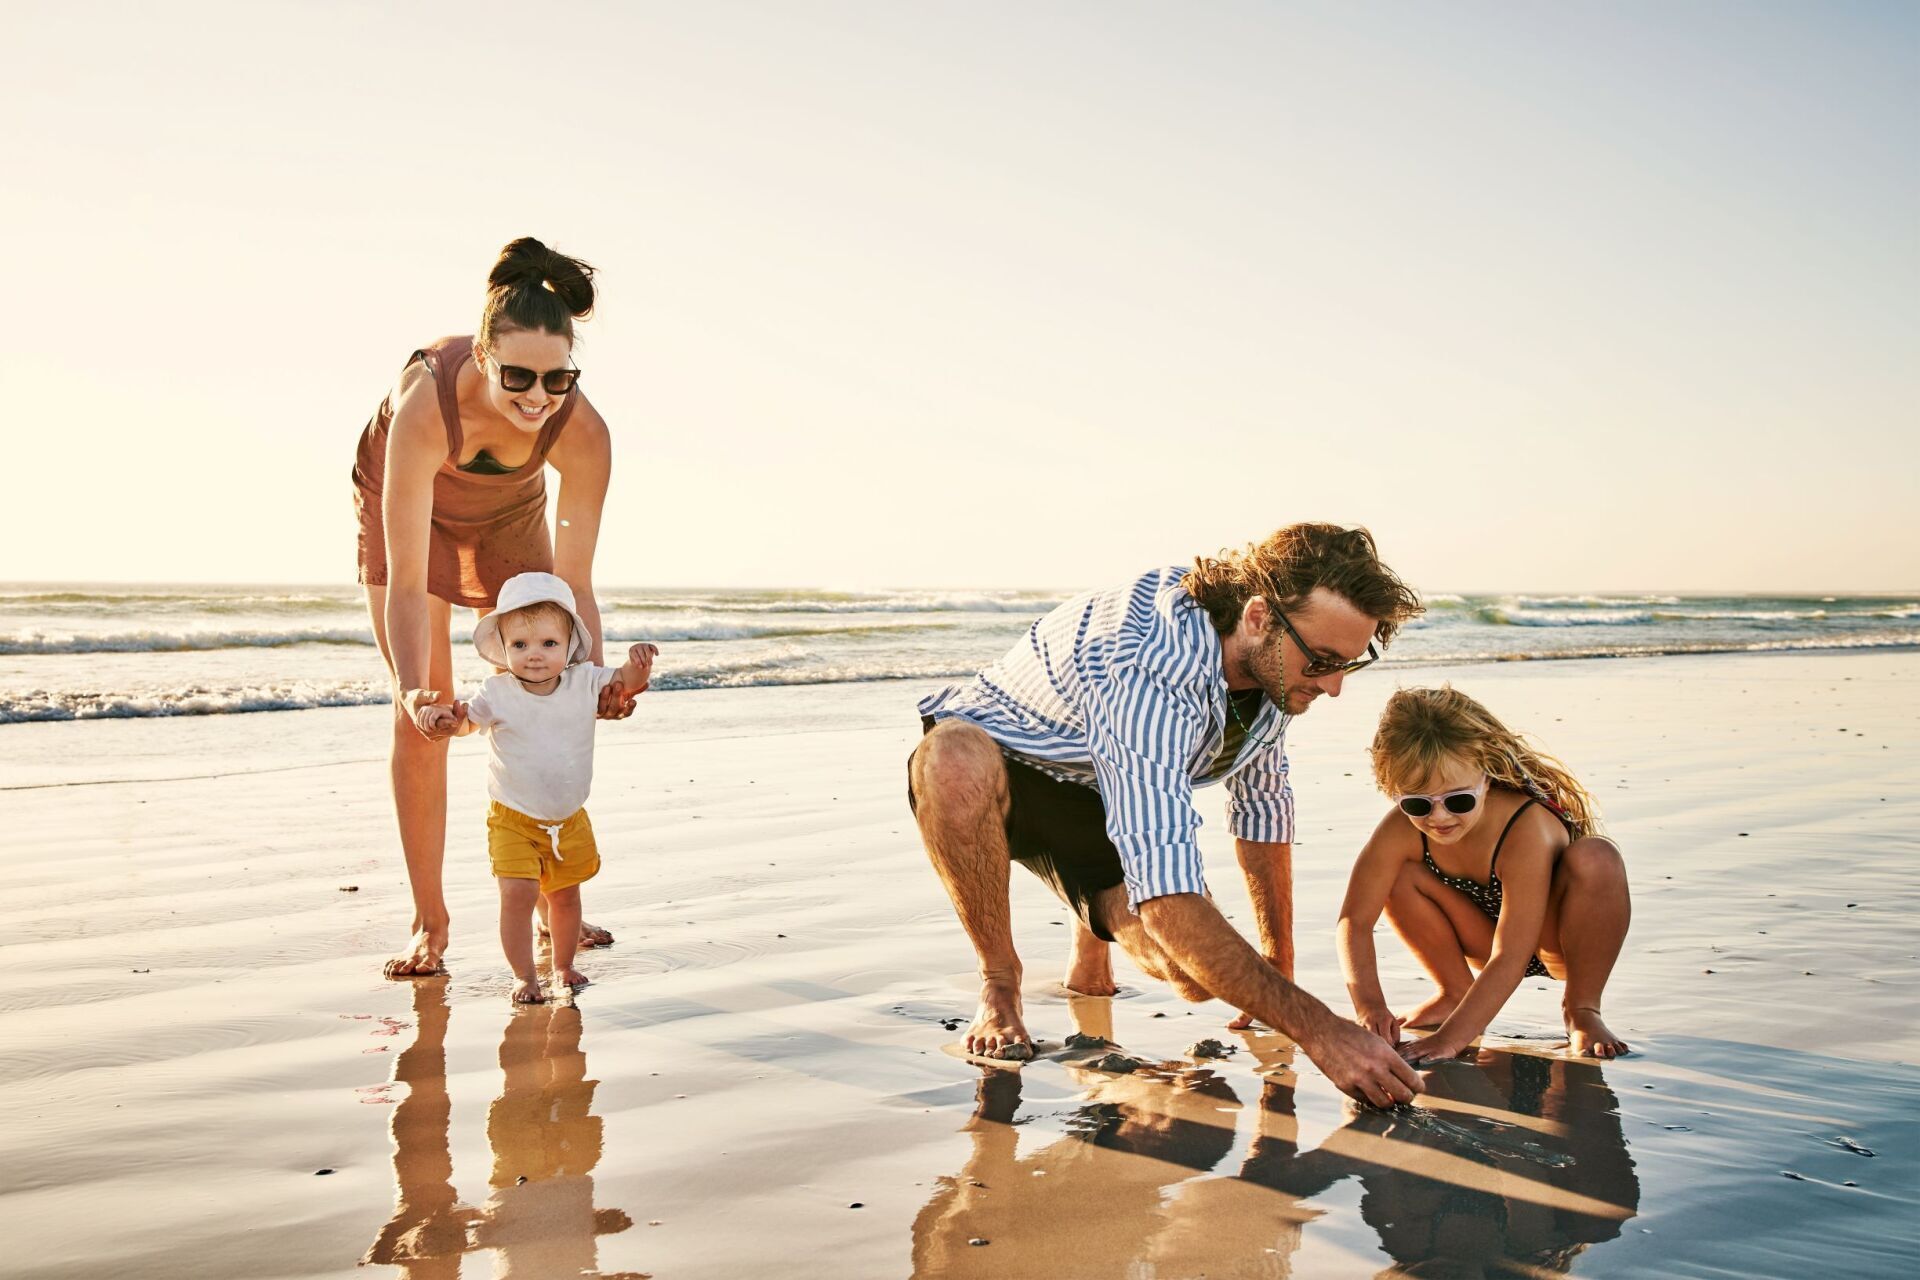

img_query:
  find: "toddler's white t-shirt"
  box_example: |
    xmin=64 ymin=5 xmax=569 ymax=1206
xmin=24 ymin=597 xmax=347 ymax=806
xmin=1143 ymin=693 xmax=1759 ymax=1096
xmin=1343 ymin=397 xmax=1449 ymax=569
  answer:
xmin=466 ymin=663 xmax=621 ymax=821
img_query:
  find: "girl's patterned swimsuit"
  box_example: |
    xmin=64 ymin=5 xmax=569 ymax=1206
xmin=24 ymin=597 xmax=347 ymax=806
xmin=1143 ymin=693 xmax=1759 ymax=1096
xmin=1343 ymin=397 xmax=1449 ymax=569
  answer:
xmin=1421 ymin=798 xmax=1571 ymax=979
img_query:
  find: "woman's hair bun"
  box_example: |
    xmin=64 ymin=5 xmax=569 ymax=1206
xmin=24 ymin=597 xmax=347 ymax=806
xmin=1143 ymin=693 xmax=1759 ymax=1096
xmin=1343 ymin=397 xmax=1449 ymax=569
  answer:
xmin=477 ymin=237 xmax=598 ymax=348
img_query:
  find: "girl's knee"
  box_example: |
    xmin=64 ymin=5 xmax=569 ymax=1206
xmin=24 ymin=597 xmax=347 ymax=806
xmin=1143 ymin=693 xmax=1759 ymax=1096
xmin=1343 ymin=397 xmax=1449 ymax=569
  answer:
xmin=1563 ymin=837 xmax=1626 ymax=887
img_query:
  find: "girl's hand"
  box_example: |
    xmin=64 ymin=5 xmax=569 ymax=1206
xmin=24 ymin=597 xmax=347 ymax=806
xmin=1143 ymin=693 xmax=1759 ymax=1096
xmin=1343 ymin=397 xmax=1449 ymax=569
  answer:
xmin=1354 ymin=1006 xmax=1404 ymax=1046
xmin=1399 ymin=1032 xmax=1471 ymax=1065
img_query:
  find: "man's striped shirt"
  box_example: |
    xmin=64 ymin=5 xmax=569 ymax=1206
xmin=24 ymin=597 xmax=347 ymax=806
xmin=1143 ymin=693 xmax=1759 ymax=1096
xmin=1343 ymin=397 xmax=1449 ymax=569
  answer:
xmin=918 ymin=565 xmax=1294 ymax=910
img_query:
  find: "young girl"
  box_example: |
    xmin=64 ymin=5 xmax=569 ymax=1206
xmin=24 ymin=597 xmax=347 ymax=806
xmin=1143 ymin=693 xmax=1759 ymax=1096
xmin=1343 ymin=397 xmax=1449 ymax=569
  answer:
xmin=1337 ymin=686 xmax=1631 ymax=1060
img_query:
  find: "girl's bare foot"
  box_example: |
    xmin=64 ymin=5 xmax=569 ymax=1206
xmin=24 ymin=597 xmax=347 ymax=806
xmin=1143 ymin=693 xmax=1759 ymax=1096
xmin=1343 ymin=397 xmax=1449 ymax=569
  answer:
xmin=1402 ymin=989 xmax=1463 ymax=1030
xmin=383 ymin=926 xmax=448 ymax=978
xmin=511 ymin=977 xmax=547 ymax=1004
xmin=556 ymin=965 xmax=590 ymax=991
xmin=968 ymin=978 xmax=1034 ymax=1060
xmin=1567 ymin=1006 xmax=1629 ymax=1058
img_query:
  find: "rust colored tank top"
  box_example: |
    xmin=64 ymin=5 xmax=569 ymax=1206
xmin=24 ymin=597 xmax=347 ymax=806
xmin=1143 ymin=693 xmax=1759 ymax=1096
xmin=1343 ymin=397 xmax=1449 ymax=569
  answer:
xmin=351 ymin=336 xmax=578 ymax=609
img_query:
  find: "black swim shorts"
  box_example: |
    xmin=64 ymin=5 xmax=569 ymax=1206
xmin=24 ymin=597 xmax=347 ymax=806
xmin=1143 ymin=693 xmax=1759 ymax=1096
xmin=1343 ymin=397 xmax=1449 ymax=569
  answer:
xmin=908 ymin=717 xmax=1126 ymax=942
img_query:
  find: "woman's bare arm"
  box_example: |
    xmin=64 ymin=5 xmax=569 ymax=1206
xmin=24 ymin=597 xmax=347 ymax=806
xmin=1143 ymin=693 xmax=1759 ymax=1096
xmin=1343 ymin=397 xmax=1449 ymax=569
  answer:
xmin=547 ymin=395 xmax=612 ymax=665
xmin=381 ymin=366 xmax=449 ymax=721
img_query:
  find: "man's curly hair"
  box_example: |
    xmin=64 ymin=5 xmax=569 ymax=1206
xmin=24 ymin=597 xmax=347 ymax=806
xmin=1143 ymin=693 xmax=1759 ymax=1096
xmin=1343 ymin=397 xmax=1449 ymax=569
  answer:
xmin=1184 ymin=523 xmax=1423 ymax=643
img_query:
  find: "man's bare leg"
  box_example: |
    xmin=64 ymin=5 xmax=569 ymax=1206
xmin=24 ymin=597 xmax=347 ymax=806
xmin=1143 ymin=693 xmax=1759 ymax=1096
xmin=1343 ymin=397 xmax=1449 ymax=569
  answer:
xmin=910 ymin=722 xmax=1032 ymax=1060
xmin=1063 ymin=919 xmax=1119 ymax=996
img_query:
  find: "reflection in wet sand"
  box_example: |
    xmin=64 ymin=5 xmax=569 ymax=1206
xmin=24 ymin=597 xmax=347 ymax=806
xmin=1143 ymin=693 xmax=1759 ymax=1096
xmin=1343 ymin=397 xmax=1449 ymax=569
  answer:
xmin=913 ymin=1001 xmax=1639 ymax=1278
xmin=362 ymin=982 xmax=643 ymax=1279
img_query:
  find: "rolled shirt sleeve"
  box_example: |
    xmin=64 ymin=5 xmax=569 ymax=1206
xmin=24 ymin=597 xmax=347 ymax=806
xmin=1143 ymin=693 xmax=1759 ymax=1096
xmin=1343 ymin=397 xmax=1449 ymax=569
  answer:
xmin=1226 ymin=747 xmax=1296 ymax=844
xmin=1081 ymin=658 xmax=1212 ymax=910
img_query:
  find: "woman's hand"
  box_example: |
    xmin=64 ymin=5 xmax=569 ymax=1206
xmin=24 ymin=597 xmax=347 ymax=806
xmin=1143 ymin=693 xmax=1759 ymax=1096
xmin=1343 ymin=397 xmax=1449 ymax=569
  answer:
xmin=596 ymin=644 xmax=658 ymax=721
xmin=1354 ymin=1005 xmax=1404 ymax=1046
xmin=401 ymin=688 xmax=457 ymax=740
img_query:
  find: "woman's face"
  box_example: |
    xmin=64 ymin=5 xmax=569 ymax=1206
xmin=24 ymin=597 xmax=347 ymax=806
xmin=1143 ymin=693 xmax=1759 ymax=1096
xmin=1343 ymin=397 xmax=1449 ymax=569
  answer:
xmin=1395 ymin=752 xmax=1488 ymax=846
xmin=477 ymin=329 xmax=574 ymax=433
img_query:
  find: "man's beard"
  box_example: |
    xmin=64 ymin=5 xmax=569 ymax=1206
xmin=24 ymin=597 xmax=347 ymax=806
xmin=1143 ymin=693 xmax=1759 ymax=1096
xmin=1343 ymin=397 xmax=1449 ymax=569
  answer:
xmin=1247 ymin=634 xmax=1305 ymax=713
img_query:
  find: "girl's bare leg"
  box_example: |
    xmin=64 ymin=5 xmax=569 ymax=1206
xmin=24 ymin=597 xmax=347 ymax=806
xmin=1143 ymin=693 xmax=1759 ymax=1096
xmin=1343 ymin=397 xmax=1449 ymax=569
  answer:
xmin=1385 ymin=860 xmax=1494 ymax=1028
xmin=498 ymin=877 xmax=545 ymax=1003
xmin=367 ymin=585 xmax=456 ymax=977
xmin=1539 ymin=838 xmax=1632 ymax=1057
xmin=545 ymin=886 xmax=587 ymax=988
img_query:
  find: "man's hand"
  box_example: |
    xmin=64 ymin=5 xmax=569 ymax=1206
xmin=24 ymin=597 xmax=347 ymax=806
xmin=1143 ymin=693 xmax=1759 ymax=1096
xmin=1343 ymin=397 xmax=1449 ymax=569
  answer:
xmin=1301 ymin=1015 xmax=1423 ymax=1107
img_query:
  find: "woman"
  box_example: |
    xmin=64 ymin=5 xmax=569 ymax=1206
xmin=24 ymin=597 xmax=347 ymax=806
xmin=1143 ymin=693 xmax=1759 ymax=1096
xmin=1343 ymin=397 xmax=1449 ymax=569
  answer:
xmin=1336 ymin=686 xmax=1632 ymax=1059
xmin=353 ymin=236 xmax=629 ymax=978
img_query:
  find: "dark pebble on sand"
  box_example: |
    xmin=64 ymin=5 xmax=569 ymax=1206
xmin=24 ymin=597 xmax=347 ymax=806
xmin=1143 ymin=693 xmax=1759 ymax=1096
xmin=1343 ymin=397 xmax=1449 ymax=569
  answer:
xmin=132 ymin=969 xmax=149 ymax=974
xmin=1737 ymin=832 xmax=1749 ymax=837
xmin=1848 ymin=903 xmax=1858 ymax=908
xmin=1151 ymin=1011 xmax=1167 ymax=1018
xmin=315 ymin=1168 xmax=335 ymax=1176
xmin=1187 ymin=1039 xmax=1236 ymax=1059
xmin=1831 ymin=1137 xmax=1877 ymax=1157
xmin=1703 ymin=969 xmax=1716 ymax=974
xmin=849 ymin=1202 xmax=864 ymax=1209
xmin=969 ymin=1238 xmax=990 ymax=1247
xmin=1088 ymin=1052 xmax=1144 ymax=1074
xmin=1844 ymin=1180 xmax=1859 ymax=1187
xmin=1781 ymin=1171 xmax=1807 ymax=1181
xmin=516 ymin=1176 xmax=527 ymax=1185
xmin=1064 ymin=1032 xmax=1114 ymax=1050
xmin=339 ymin=885 xmax=359 ymax=892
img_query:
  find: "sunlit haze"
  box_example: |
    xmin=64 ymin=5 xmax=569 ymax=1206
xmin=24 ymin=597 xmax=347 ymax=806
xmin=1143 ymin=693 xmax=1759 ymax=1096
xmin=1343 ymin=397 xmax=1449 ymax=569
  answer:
xmin=5 ymin=3 xmax=1914 ymax=592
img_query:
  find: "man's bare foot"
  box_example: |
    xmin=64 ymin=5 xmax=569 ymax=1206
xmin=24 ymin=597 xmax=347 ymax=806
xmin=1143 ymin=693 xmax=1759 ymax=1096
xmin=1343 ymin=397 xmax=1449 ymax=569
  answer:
xmin=511 ymin=977 xmax=547 ymax=1004
xmin=1567 ymin=1006 xmax=1629 ymax=1058
xmin=556 ymin=965 xmax=589 ymax=991
xmin=1063 ymin=936 xmax=1119 ymax=997
xmin=967 ymin=979 xmax=1034 ymax=1060
xmin=539 ymin=920 xmax=615 ymax=949
xmin=1402 ymin=990 xmax=1463 ymax=1030
xmin=383 ymin=926 xmax=448 ymax=979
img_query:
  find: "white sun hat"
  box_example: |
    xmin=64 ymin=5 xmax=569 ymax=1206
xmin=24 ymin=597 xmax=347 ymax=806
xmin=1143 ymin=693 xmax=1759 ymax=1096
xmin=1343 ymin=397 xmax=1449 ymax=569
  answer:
xmin=472 ymin=572 xmax=594 ymax=668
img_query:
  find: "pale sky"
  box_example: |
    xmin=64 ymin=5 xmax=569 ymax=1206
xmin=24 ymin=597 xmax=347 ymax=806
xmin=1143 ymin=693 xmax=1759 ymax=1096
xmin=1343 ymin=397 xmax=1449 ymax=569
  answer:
xmin=5 ymin=2 xmax=1915 ymax=592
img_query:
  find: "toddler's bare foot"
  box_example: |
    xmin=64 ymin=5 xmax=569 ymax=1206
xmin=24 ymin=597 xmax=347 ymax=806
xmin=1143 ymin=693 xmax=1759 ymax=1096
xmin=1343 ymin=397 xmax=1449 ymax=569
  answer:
xmin=539 ymin=920 xmax=615 ymax=948
xmin=511 ymin=977 xmax=547 ymax=1005
xmin=1567 ymin=1006 xmax=1629 ymax=1058
xmin=556 ymin=965 xmax=590 ymax=991
xmin=1402 ymin=990 xmax=1463 ymax=1030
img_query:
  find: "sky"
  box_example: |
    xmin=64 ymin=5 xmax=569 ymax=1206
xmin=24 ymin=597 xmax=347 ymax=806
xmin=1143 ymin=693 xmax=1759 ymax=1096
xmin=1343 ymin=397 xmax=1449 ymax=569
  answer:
xmin=4 ymin=2 xmax=1915 ymax=592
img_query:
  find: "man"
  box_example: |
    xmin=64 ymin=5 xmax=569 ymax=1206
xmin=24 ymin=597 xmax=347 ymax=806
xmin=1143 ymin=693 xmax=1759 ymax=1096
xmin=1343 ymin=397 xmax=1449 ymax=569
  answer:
xmin=908 ymin=523 xmax=1425 ymax=1106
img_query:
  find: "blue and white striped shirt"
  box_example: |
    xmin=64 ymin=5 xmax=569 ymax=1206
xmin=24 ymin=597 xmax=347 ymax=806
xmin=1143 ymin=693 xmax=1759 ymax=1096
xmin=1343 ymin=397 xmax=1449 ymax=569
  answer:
xmin=918 ymin=566 xmax=1294 ymax=910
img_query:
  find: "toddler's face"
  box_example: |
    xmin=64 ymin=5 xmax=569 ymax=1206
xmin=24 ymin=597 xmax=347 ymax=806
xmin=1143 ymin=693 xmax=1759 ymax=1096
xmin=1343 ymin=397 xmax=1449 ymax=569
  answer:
xmin=498 ymin=611 xmax=571 ymax=684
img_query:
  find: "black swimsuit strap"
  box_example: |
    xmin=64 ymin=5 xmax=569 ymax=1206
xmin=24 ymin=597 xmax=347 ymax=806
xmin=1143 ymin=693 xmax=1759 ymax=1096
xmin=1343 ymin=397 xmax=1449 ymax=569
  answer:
xmin=1488 ymin=799 xmax=1538 ymax=877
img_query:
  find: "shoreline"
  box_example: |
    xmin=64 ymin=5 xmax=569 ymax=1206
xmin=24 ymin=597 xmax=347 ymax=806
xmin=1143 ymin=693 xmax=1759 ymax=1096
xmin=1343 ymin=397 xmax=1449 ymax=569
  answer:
xmin=2 ymin=648 xmax=1916 ymax=1277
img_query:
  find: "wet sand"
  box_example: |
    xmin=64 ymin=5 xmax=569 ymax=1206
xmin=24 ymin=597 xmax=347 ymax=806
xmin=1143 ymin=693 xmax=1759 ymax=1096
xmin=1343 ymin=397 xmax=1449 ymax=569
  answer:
xmin=2 ymin=651 xmax=1916 ymax=1278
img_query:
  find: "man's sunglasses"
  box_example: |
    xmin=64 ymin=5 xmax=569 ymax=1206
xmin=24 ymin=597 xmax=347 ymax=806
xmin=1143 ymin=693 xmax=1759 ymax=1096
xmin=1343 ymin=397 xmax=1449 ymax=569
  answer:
xmin=495 ymin=362 xmax=581 ymax=395
xmin=1395 ymin=778 xmax=1488 ymax=819
xmin=1272 ymin=607 xmax=1380 ymax=677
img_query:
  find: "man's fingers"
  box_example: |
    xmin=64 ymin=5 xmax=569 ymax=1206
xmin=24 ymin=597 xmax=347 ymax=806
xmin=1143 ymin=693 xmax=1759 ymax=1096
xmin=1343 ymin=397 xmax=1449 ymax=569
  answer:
xmin=1390 ymin=1054 xmax=1424 ymax=1093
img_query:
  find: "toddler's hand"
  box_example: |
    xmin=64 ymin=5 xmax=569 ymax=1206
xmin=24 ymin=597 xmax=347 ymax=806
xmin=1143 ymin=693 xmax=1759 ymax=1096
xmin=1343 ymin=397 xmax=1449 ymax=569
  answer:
xmin=626 ymin=642 xmax=659 ymax=693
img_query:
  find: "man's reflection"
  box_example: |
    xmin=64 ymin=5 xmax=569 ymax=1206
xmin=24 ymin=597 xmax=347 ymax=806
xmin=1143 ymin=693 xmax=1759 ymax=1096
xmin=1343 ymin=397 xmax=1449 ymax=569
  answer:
xmin=362 ymin=986 xmax=640 ymax=1279
xmin=912 ymin=1013 xmax=1639 ymax=1279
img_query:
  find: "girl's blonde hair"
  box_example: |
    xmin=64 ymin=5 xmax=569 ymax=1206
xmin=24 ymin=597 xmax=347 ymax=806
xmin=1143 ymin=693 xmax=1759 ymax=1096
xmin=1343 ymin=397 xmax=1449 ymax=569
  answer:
xmin=1370 ymin=686 xmax=1601 ymax=838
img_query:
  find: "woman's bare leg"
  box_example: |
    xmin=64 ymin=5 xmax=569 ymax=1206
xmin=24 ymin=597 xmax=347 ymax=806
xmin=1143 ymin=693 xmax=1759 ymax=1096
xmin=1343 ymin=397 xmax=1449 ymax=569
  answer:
xmin=367 ymin=585 xmax=456 ymax=977
xmin=1539 ymin=838 xmax=1631 ymax=1057
xmin=1384 ymin=860 xmax=1494 ymax=1028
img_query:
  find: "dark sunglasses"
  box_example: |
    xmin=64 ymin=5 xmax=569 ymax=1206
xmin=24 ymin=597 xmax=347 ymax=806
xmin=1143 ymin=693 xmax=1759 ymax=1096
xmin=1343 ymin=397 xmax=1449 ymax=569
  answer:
xmin=1272 ymin=606 xmax=1380 ymax=677
xmin=495 ymin=362 xmax=581 ymax=395
xmin=1394 ymin=779 xmax=1488 ymax=818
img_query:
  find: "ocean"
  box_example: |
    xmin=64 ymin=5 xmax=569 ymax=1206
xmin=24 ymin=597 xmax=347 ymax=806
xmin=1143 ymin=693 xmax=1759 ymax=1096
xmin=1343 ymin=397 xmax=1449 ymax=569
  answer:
xmin=1 ymin=583 xmax=1915 ymax=724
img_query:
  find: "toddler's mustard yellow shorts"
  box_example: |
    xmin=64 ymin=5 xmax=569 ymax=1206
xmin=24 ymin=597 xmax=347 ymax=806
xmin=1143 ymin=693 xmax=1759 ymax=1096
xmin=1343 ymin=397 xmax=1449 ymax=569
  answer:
xmin=486 ymin=801 xmax=600 ymax=894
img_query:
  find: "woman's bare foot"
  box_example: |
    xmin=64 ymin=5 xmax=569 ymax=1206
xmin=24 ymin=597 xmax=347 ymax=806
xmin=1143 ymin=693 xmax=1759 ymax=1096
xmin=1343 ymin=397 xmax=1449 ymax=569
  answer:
xmin=1063 ymin=927 xmax=1118 ymax=997
xmin=383 ymin=925 xmax=448 ymax=979
xmin=968 ymin=979 xmax=1034 ymax=1060
xmin=1567 ymin=1006 xmax=1629 ymax=1058
xmin=511 ymin=976 xmax=547 ymax=1004
xmin=1402 ymin=989 xmax=1463 ymax=1030
xmin=556 ymin=965 xmax=590 ymax=991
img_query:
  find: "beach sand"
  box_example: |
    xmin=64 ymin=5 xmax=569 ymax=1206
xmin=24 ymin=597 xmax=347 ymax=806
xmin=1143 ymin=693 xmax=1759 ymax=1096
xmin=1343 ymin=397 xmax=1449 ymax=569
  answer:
xmin=3 ymin=650 xmax=1916 ymax=1278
